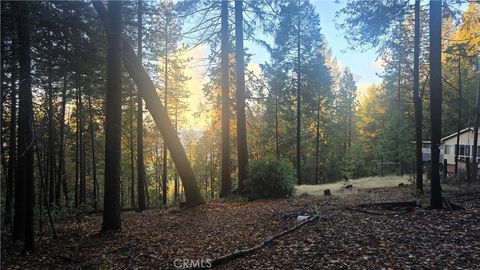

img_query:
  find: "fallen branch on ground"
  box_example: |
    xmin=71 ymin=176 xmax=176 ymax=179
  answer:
xmin=344 ymin=206 xmax=411 ymax=216
xmin=195 ymin=208 xmax=319 ymax=269
xmin=358 ymin=201 xmax=418 ymax=210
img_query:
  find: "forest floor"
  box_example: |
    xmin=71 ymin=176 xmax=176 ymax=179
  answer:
xmin=2 ymin=179 xmax=480 ymax=269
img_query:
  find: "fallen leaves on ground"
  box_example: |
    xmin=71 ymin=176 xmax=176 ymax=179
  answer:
xmin=2 ymin=183 xmax=480 ymax=269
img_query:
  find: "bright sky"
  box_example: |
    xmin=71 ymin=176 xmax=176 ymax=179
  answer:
xmin=179 ymin=0 xmax=384 ymax=130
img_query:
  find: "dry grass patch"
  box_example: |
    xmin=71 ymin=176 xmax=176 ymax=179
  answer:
xmin=296 ymin=175 xmax=413 ymax=197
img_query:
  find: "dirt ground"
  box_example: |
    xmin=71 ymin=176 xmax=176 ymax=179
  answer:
xmin=2 ymin=182 xmax=480 ymax=269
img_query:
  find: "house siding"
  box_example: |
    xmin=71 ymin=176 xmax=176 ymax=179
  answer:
xmin=441 ymin=130 xmax=480 ymax=172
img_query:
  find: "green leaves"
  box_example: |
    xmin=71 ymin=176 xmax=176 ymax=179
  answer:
xmin=245 ymin=159 xmax=296 ymax=199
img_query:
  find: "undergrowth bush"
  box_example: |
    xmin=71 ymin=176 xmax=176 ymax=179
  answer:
xmin=245 ymin=159 xmax=296 ymax=199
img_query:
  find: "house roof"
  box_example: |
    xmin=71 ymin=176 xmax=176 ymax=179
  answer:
xmin=441 ymin=127 xmax=479 ymax=142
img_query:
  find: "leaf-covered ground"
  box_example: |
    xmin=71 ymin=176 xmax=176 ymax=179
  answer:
xmin=2 ymin=182 xmax=480 ymax=269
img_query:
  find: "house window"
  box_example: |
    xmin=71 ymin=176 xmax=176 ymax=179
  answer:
xmin=445 ymin=145 xmax=454 ymax=155
xmin=459 ymin=145 xmax=471 ymax=156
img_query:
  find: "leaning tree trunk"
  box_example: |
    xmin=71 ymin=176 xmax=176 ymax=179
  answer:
xmin=13 ymin=1 xmax=34 ymax=251
xmin=235 ymin=0 xmax=248 ymax=194
xmin=102 ymin=0 xmax=123 ymax=231
xmin=429 ymin=0 xmax=443 ymax=209
xmin=220 ymin=0 xmax=231 ymax=197
xmin=92 ymin=1 xmax=205 ymax=208
xmin=413 ymin=0 xmax=423 ymax=193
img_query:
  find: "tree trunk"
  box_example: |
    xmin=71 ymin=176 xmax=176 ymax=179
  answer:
xmin=93 ymin=1 xmax=205 ymax=208
xmin=0 ymin=14 xmax=6 ymax=189
xmin=75 ymin=103 xmax=79 ymax=208
xmin=235 ymin=0 xmax=248 ymax=194
xmin=60 ymin=82 xmax=69 ymax=206
xmin=315 ymin=97 xmax=321 ymax=184
xmin=75 ymin=64 xmax=80 ymax=208
xmin=43 ymin=135 xmax=48 ymax=203
xmin=204 ymin=152 xmax=209 ymax=195
xmin=129 ymin=86 xmax=135 ymax=208
xmin=162 ymin=10 xmax=169 ymax=206
xmin=47 ymin=64 xmax=55 ymax=205
xmin=12 ymin=1 xmax=25 ymax=242
xmin=162 ymin=143 xmax=168 ymax=205
xmin=220 ymin=0 xmax=231 ymax=197
xmin=5 ymin=52 xmax=17 ymax=228
xmin=275 ymin=86 xmax=279 ymax=159
xmin=454 ymin=56 xmax=462 ymax=175
xmin=472 ymin=75 xmax=480 ymax=180
xmin=120 ymin=178 xmax=124 ymax=210
xmin=13 ymin=1 xmax=34 ymax=251
xmin=414 ymin=0 xmax=423 ymax=193
xmin=429 ymin=0 xmax=443 ymax=209
xmin=102 ymin=0 xmax=122 ymax=231
xmin=174 ymin=85 xmax=179 ymax=202
xmin=154 ymin=146 xmax=160 ymax=205
xmin=296 ymin=1 xmax=302 ymax=185
xmin=55 ymin=76 xmax=67 ymax=207
xmin=347 ymin=105 xmax=352 ymax=150
xmin=210 ymin=148 xmax=214 ymax=199
xmin=396 ymin=62 xmax=402 ymax=173
xmin=79 ymin=84 xmax=85 ymax=205
xmin=88 ymin=94 xmax=98 ymax=210
xmin=57 ymin=5 xmax=70 ymax=208
xmin=137 ymin=0 xmax=146 ymax=212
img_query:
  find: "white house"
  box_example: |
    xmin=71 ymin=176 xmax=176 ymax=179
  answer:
xmin=441 ymin=127 xmax=480 ymax=173
xmin=420 ymin=141 xmax=435 ymax=162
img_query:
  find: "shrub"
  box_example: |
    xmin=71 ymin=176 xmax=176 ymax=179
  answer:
xmin=245 ymin=159 xmax=296 ymax=199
